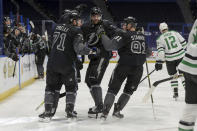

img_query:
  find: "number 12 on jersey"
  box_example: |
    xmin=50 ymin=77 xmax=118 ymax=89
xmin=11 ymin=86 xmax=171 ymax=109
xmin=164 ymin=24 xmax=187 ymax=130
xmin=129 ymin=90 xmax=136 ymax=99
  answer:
xmin=164 ymin=36 xmax=177 ymax=50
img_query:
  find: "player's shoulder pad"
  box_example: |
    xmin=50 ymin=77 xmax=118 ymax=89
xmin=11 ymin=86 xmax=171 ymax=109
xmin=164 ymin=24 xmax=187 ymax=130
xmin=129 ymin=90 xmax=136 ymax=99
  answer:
xmin=102 ymin=19 xmax=117 ymax=32
xmin=102 ymin=19 xmax=114 ymax=27
xmin=169 ymin=30 xmax=177 ymax=33
xmin=156 ymin=33 xmax=162 ymax=41
xmin=102 ymin=19 xmax=112 ymax=25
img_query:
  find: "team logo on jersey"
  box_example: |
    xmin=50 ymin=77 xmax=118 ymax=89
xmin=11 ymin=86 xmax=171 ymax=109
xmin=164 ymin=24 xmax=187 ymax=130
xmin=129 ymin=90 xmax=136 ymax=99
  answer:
xmin=87 ymin=33 xmax=99 ymax=47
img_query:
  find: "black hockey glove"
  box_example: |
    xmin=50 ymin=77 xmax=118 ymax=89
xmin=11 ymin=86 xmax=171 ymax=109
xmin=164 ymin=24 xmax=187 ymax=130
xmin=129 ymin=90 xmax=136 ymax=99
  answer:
xmin=10 ymin=53 xmax=19 ymax=61
xmin=76 ymin=59 xmax=83 ymax=70
xmin=88 ymin=47 xmax=100 ymax=60
xmin=155 ymin=61 xmax=163 ymax=71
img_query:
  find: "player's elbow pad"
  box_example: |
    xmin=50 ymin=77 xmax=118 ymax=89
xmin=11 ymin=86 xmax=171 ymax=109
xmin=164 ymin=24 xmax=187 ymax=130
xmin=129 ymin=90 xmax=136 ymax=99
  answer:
xmin=157 ymin=51 xmax=165 ymax=61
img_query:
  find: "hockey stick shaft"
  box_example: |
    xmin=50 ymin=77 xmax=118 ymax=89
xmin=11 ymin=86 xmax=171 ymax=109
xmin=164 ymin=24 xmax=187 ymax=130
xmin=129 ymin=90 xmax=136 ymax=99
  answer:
xmin=35 ymin=101 xmax=44 ymax=111
xmin=140 ymin=69 xmax=155 ymax=84
xmin=153 ymin=74 xmax=183 ymax=87
xmin=145 ymin=61 xmax=154 ymax=103
xmin=145 ymin=61 xmax=156 ymax=119
xmin=12 ymin=61 xmax=17 ymax=77
xmin=12 ymin=48 xmax=18 ymax=78
xmin=142 ymin=74 xmax=183 ymax=103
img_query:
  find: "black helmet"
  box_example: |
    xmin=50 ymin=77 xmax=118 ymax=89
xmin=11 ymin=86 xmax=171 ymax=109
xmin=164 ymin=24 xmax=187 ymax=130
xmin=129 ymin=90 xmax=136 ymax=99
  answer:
xmin=90 ymin=7 xmax=102 ymax=16
xmin=124 ymin=16 xmax=137 ymax=28
xmin=63 ymin=9 xmax=71 ymax=15
xmin=69 ymin=10 xmax=80 ymax=22
xmin=58 ymin=10 xmax=80 ymax=24
xmin=75 ymin=4 xmax=87 ymax=14
xmin=58 ymin=14 xmax=70 ymax=24
xmin=59 ymin=9 xmax=71 ymax=24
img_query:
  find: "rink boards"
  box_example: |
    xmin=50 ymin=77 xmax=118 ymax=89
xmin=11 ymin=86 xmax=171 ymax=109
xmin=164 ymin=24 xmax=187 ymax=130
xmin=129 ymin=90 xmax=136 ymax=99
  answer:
xmin=0 ymin=51 xmax=156 ymax=102
xmin=0 ymin=54 xmax=47 ymax=101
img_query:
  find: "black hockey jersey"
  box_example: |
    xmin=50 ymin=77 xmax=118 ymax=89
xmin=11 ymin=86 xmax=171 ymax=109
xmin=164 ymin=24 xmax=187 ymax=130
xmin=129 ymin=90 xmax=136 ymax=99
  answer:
xmin=81 ymin=20 xmax=116 ymax=58
xmin=118 ymin=31 xmax=147 ymax=66
xmin=47 ymin=24 xmax=90 ymax=73
xmin=101 ymin=30 xmax=147 ymax=66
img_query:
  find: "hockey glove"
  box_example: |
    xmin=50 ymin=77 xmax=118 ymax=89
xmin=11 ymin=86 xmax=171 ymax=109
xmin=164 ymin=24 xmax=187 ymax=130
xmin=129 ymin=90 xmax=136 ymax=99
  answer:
xmin=88 ymin=47 xmax=100 ymax=60
xmin=155 ymin=61 xmax=163 ymax=71
xmin=76 ymin=59 xmax=83 ymax=70
xmin=10 ymin=53 xmax=19 ymax=62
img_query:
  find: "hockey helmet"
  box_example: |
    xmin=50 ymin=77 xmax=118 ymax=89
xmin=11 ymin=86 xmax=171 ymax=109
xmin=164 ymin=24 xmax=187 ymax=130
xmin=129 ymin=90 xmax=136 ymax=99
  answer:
xmin=90 ymin=7 xmax=102 ymax=16
xmin=159 ymin=22 xmax=168 ymax=32
xmin=59 ymin=10 xmax=71 ymax=24
xmin=69 ymin=10 xmax=80 ymax=21
xmin=124 ymin=16 xmax=137 ymax=28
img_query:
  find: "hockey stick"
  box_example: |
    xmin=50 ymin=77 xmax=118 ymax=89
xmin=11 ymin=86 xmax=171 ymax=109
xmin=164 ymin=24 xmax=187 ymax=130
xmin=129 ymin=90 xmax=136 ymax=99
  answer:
xmin=139 ymin=69 xmax=155 ymax=84
xmin=12 ymin=48 xmax=19 ymax=78
xmin=12 ymin=61 xmax=17 ymax=78
xmin=44 ymin=30 xmax=50 ymax=53
xmin=35 ymin=92 xmax=66 ymax=111
xmin=145 ymin=61 xmax=156 ymax=119
xmin=142 ymin=74 xmax=183 ymax=103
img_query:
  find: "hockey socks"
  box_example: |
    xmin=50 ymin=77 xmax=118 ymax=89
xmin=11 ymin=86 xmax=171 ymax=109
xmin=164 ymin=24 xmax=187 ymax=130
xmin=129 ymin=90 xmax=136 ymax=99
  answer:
xmin=116 ymin=93 xmax=131 ymax=111
xmin=66 ymin=92 xmax=77 ymax=118
xmin=90 ymin=85 xmax=103 ymax=106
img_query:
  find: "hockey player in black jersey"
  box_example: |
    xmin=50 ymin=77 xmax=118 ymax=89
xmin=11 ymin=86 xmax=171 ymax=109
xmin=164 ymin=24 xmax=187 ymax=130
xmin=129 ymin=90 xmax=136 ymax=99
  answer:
xmin=81 ymin=7 xmax=116 ymax=118
xmin=39 ymin=11 xmax=99 ymax=122
xmin=98 ymin=17 xmax=150 ymax=120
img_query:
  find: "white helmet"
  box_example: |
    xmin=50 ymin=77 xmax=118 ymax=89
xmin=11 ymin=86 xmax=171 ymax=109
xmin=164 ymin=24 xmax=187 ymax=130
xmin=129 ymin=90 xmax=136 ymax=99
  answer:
xmin=159 ymin=22 xmax=168 ymax=33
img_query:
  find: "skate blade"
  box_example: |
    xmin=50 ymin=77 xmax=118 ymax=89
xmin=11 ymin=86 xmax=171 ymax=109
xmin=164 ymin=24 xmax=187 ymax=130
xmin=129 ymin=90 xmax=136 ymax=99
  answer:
xmin=100 ymin=118 xmax=107 ymax=124
xmin=66 ymin=117 xmax=77 ymax=122
xmin=88 ymin=113 xmax=101 ymax=119
xmin=173 ymin=96 xmax=178 ymax=101
xmin=174 ymin=97 xmax=178 ymax=101
xmin=100 ymin=116 xmax=107 ymax=122
xmin=112 ymin=115 xmax=123 ymax=119
xmin=39 ymin=117 xmax=51 ymax=123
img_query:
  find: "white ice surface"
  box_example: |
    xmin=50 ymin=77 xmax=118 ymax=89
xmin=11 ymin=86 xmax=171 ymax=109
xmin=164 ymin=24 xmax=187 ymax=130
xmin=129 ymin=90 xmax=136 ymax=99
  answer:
xmin=0 ymin=63 xmax=196 ymax=131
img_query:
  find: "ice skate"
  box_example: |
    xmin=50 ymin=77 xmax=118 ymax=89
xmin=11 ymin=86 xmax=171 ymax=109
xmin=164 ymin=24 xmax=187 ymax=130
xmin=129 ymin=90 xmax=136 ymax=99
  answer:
xmin=38 ymin=112 xmax=52 ymax=122
xmin=88 ymin=104 xmax=103 ymax=119
xmin=173 ymin=88 xmax=178 ymax=101
xmin=112 ymin=103 xmax=124 ymax=119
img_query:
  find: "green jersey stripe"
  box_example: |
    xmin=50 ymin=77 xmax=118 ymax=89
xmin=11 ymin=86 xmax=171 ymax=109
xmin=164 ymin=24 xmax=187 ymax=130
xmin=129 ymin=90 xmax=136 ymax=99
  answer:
xmin=182 ymin=43 xmax=187 ymax=47
xmin=181 ymin=60 xmax=197 ymax=68
xmin=178 ymin=128 xmax=193 ymax=131
xmin=165 ymin=50 xmax=185 ymax=58
xmin=158 ymin=50 xmax=164 ymax=53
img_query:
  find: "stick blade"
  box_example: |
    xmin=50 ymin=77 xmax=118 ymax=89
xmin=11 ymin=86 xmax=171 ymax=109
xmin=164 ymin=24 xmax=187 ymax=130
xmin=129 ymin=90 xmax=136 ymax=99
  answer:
xmin=142 ymin=85 xmax=156 ymax=103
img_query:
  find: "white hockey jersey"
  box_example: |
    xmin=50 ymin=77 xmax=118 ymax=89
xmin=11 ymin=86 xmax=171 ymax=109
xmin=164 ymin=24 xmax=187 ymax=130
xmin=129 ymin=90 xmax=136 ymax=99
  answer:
xmin=178 ymin=20 xmax=197 ymax=75
xmin=156 ymin=30 xmax=187 ymax=62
